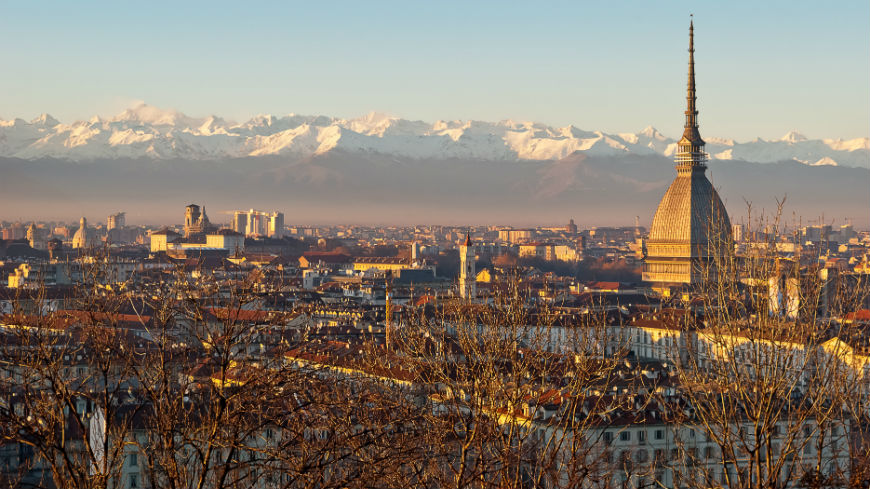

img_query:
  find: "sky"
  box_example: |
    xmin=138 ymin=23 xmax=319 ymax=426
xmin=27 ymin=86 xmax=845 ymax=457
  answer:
xmin=0 ymin=1 xmax=867 ymax=142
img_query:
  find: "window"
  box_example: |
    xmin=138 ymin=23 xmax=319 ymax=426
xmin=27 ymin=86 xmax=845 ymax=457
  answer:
xmin=129 ymin=474 xmax=138 ymax=488
xmin=704 ymin=446 xmax=714 ymax=459
xmin=655 ymin=429 xmax=664 ymax=440
xmin=638 ymin=430 xmax=646 ymax=444
xmin=620 ymin=431 xmax=630 ymax=442
xmin=636 ymin=449 xmax=649 ymax=463
xmin=129 ymin=453 xmax=138 ymax=467
xmin=604 ymin=432 xmax=613 ymax=443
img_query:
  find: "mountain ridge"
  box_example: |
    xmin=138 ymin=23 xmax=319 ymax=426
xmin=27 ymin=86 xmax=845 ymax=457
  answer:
xmin=1 ymin=104 xmax=867 ymax=167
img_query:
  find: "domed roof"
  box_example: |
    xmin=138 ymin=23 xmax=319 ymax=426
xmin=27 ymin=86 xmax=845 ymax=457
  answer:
xmin=649 ymin=169 xmax=730 ymax=247
xmin=72 ymin=217 xmax=98 ymax=249
xmin=649 ymin=19 xmax=730 ymax=250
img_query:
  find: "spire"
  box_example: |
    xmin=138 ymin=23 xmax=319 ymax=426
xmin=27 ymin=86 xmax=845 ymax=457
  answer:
xmin=677 ymin=16 xmax=706 ymax=170
xmin=463 ymin=232 xmax=472 ymax=247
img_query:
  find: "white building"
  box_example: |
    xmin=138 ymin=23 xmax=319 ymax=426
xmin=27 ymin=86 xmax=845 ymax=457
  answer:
xmin=150 ymin=228 xmax=244 ymax=254
xmin=232 ymin=209 xmax=284 ymax=238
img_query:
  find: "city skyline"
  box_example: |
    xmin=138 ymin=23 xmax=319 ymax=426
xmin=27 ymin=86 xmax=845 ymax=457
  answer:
xmin=1 ymin=6 xmax=869 ymax=487
xmin=1 ymin=1 xmax=867 ymax=141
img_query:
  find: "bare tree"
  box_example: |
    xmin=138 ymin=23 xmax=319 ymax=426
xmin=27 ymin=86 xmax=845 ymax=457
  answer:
xmin=659 ymin=201 xmax=866 ymax=489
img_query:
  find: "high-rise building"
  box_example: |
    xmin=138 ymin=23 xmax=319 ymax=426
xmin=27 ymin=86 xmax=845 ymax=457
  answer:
xmin=232 ymin=211 xmax=247 ymax=234
xmin=642 ymin=20 xmax=731 ymax=293
xmin=107 ymin=212 xmax=126 ymax=231
xmin=268 ymin=212 xmax=284 ymax=238
xmin=5 ymin=222 xmax=25 ymax=240
xmin=459 ymin=233 xmax=476 ymax=299
xmin=732 ymin=224 xmax=744 ymax=243
xmin=232 ymin=209 xmax=284 ymax=238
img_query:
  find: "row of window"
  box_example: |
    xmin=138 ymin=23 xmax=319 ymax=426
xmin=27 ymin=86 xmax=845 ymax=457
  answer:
xmin=604 ymin=428 xmax=665 ymax=443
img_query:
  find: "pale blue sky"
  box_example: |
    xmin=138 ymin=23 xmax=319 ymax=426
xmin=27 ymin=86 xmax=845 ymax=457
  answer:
xmin=0 ymin=1 xmax=867 ymax=141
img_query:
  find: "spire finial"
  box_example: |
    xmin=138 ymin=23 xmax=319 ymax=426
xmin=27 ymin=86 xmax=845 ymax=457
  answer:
xmin=687 ymin=17 xmax=696 ymax=117
xmin=689 ymin=16 xmax=694 ymax=51
xmin=676 ymin=15 xmax=705 ymax=170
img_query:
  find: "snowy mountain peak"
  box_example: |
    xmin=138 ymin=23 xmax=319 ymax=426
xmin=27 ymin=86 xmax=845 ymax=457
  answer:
xmin=347 ymin=111 xmax=398 ymax=135
xmin=250 ymin=114 xmax=278 ymax=127
xmin=810 ymin=156 xmax=838 ymax=166
xmin=781 ymin=130 xmax=808 ymax=143
xmin=638 ymin=126 xmax=666 ymax=140
xmin=112 ymin=103 xmax=190 ymax=127
xmin=31 ymin=113 xmax=60 ymax=127
xmin=706 ymin=137 xmax=736 ymax=146
xmin=0 ymin=107 xmax=866 ymax=168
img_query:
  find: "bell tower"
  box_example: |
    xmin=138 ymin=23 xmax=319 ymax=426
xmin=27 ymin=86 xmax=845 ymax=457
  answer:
xmin=459 ymin=233 xmax=476 ymax=299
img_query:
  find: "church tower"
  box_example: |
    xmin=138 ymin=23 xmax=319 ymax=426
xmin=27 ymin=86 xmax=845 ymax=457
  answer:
xmin=27 ymin=222 xmax=46 ymax=250
xmin=184 ymin=204 xmax=201 ymax=237
xmin=459 ymin=233 xmax=476 ymax=299
xmin=642 ymin=19 xmax=731 ymax=294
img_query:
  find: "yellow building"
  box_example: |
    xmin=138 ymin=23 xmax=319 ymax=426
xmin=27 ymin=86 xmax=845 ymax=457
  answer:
xmin=149 ymin=228 xmax=180 ymax=252
xmin=352 ymin=257 xmax=413 ymax=273
xmin=476 ymin=268 xmax=493 ymax=283
xmin=150 ymin=228 xmax=244 ymax=254
xmin=518 ymin=243 xmax=579 ymax=262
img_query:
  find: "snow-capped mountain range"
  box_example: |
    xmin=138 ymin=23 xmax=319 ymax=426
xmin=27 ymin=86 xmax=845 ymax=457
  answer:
xmin=1 ymin=104 xmax=867 ymax=167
